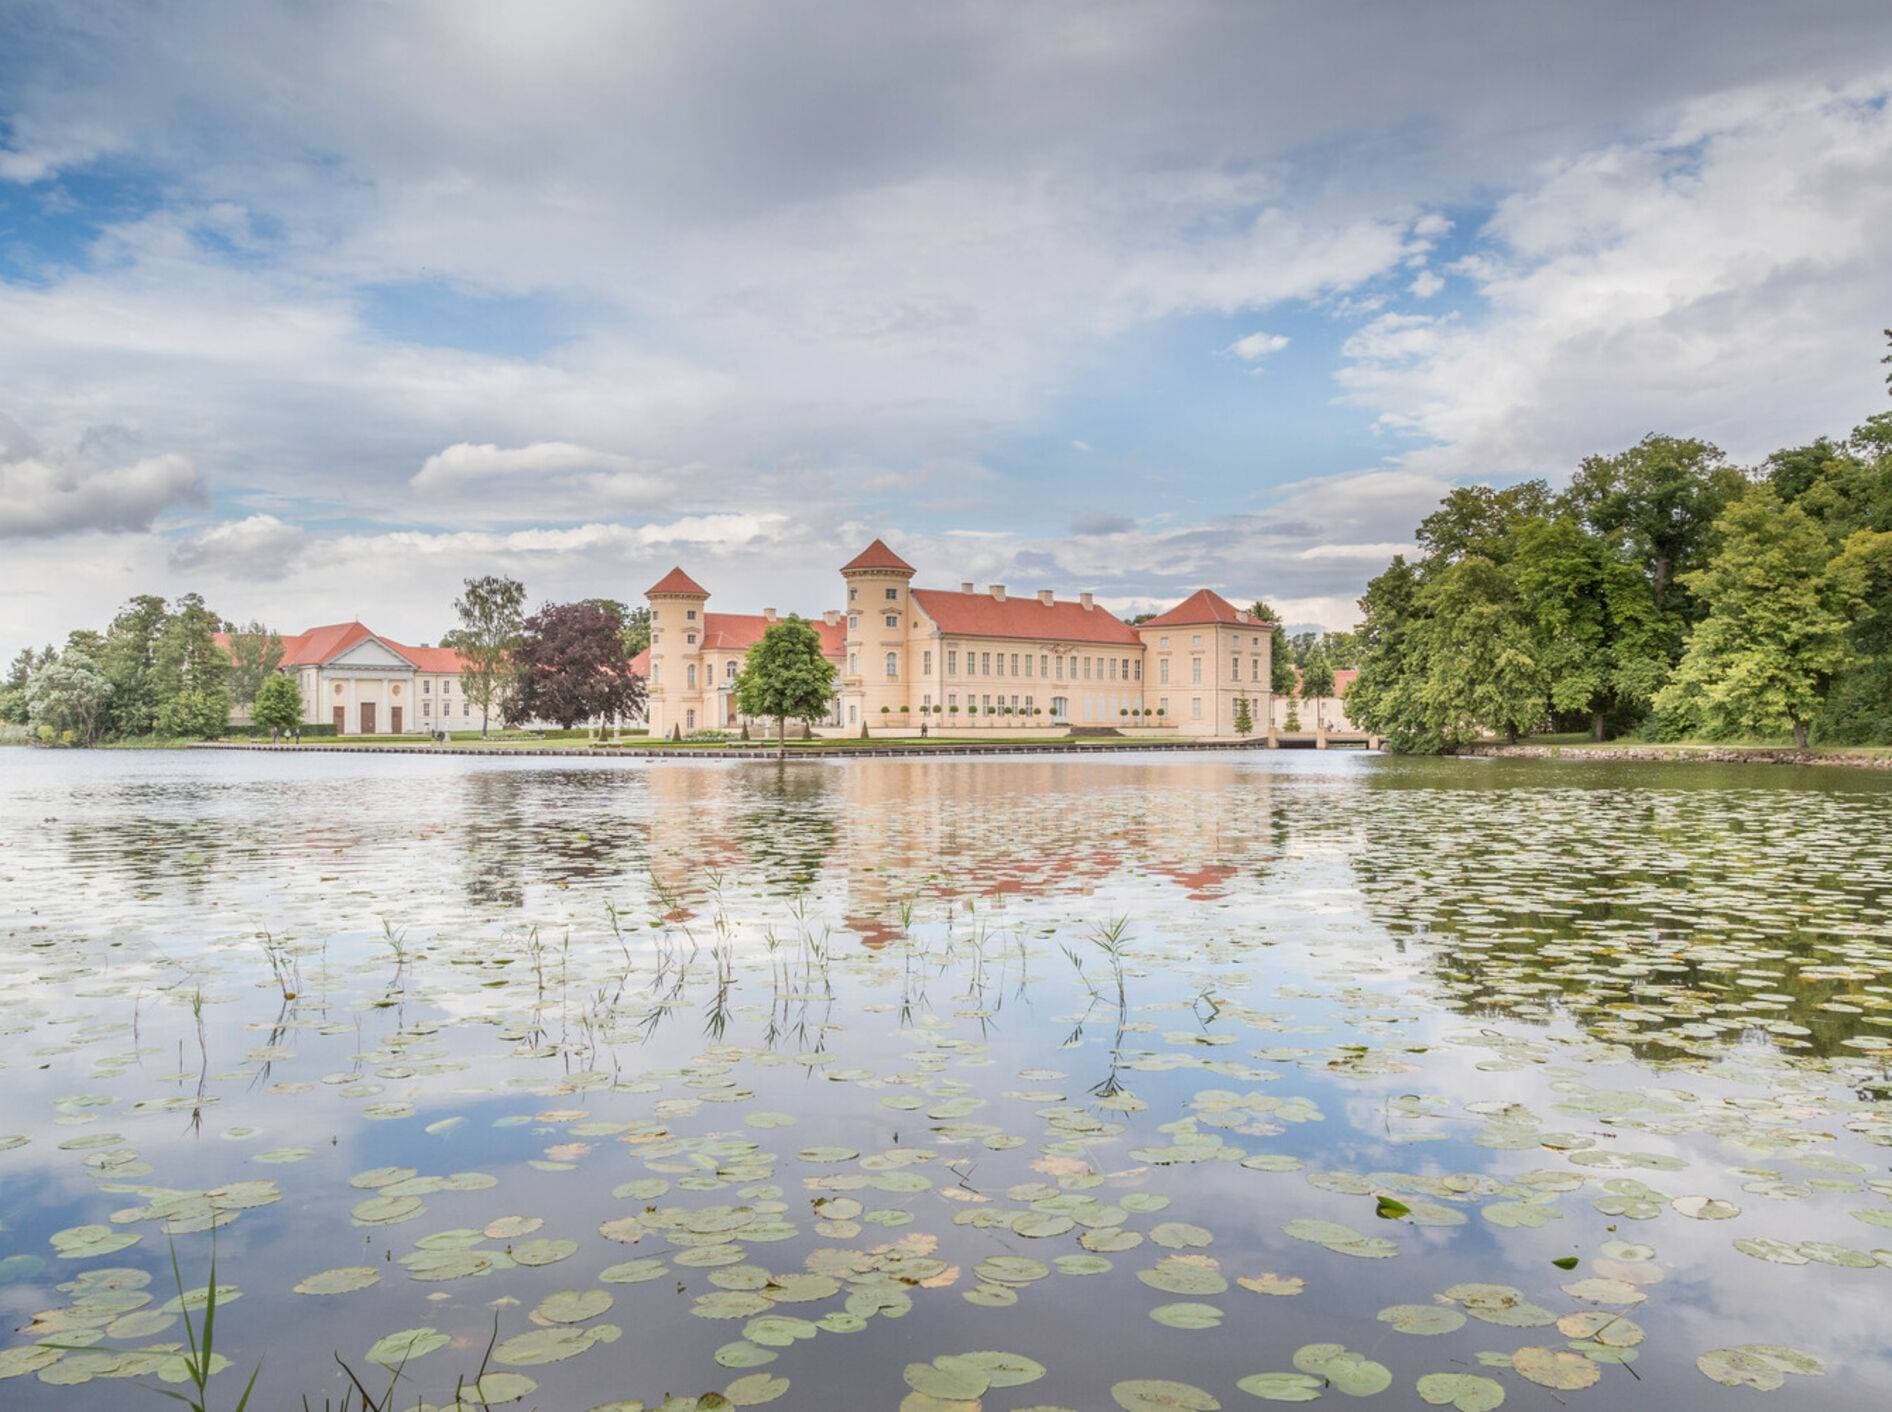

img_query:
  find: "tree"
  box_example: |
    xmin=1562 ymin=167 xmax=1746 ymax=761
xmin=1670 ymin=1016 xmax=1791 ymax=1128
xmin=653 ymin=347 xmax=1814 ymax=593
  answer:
xmin=1300 ymin=647 xmax=1336 ymax=732
xmin=734 ymin=618 xmax=837 ymax=758
xmin=100 ymin=594 xmax=170 ymax=736
xmin=444 ymin=575 xmax=526 ymax=737
xmin=27 ymin=651 xmax=113 ymax=744
xmin=152 ymin=593 xmax=231 ymax=739
xmin=1564 ymin=435 xmax=1743 ymax=613
xmin=1653 ymin=485 xmax=1854 ymax=749
xmin=1233 ymin=696 xmax=1252 ymax=736
xmin=1252 ymin=601 xmax=1298 ymax=695
xmin=506 ymin=600 xmax=644 ymax=729
xmin=581 ymin=599 xmax=651 ymax=659
xmin=0 ymin=645 xmax=44 ymax=724
xmin=252 ymin=673 xmax=303 ymax=739
xmin=226 ymin=622 xmax=284 ymax=704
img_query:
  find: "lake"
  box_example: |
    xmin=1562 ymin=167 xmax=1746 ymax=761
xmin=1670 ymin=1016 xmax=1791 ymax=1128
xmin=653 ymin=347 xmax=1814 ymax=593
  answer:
xmin=2 ymin=747 xmax=1890 ymax=1410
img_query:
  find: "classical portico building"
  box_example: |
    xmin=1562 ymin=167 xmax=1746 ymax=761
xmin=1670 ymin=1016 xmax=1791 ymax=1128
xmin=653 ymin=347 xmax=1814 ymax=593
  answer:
xmin=219 ymin=621 xmax=475 ymax=734
xmin=641 ymin=539 xmax=1277 ymax=738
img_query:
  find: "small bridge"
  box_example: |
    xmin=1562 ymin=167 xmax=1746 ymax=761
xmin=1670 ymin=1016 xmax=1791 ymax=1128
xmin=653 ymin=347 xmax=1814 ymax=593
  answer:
xmin=1267 ymin=729 xmax=1381 ymax=750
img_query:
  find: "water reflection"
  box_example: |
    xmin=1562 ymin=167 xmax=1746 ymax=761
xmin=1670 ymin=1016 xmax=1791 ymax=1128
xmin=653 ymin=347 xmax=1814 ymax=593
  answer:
xmin=2 ymin=749 xmax=1890 ymax=1410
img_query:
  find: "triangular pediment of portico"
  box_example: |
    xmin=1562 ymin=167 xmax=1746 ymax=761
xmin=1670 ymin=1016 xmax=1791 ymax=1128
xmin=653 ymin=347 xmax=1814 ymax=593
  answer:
xmin=326 ymin=638 xmax=413 ymax=669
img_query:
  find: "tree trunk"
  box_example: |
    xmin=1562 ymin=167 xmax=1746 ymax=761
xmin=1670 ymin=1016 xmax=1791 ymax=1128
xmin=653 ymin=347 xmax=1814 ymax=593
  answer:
xmin=1505 ymin=722 xmax=1519 ymax=745
xmin=1652 ymin=556 xmax=1670 ymax=609
xmin=778 ymin=715 xmax=787 ymax=760
xmin=1592 ymin=710 xmax=1606 ymax=742
xmin=1793 ymin=720 xmax=1809 ymax=751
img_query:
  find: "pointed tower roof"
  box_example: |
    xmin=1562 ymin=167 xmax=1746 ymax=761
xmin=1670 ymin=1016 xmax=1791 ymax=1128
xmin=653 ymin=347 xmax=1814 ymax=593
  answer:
xmin=840 ymin=538 xmax=915 ymax=574
xmin=646 ymin=566 xmax=709 ymax=597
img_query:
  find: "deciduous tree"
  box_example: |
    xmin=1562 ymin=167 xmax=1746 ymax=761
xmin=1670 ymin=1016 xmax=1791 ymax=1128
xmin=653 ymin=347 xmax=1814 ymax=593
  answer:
xmin=152 ymin=593 xmax=231 ymax=739
xmin=27 ymin=651 xmax=113 ymax=744
xmin=1653 ymin=486 xmax=1854 ymax=749
xmin=226 ymin=621 xmax=284 ymax=704
xmin=444 ymin=575 xmax=526 ymax=737
xmin=734 ymin=618 xmax=837 ymax=757
xmin=252 ymin=673 xmax=303 ymax=738
xmin=506 ymin=600 xmax=644 ymax=729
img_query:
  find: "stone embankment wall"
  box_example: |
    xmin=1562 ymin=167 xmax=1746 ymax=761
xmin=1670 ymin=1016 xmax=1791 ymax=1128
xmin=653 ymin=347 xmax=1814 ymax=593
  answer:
xmin=1461 ymin=743 xmax=1892 ymax=771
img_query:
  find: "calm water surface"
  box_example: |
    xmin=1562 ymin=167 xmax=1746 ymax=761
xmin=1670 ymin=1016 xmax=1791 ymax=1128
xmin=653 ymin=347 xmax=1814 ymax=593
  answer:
xmin=2 ymin=748 xmax=1890 ymax=1410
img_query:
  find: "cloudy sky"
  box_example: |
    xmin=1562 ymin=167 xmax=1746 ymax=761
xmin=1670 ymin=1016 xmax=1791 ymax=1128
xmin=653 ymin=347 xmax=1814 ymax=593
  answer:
xmin=4 ymin=2 xmax=1891 ymax=657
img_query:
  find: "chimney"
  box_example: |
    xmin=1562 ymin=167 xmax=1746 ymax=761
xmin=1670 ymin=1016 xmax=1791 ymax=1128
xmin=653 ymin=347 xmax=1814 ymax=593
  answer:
xmin=989 ymin=584 xmax=1006 ymax=602
xmin=822 ymin=609 xmax=840 ymax=627
xmin=1037 ymin=589 xmax=1054 ymax=606
xmin=960 ymin=581 xmax=974 ymax=594
xmin=763 ymin=607 xmax=777 ymax=623
xmin=1080 ymin=592 xmax=1094 ymax=610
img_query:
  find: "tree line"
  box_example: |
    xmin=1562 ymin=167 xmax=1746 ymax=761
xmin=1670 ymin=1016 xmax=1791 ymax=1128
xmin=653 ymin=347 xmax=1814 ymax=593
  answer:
xmin=3 ymin=577 xmax=656 ymax=745
xmin=1345 ymin=412 xmax=1892 ymax=753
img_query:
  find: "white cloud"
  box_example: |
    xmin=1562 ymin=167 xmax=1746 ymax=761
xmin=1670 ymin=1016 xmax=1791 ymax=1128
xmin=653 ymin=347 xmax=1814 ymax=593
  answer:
xmin=1338 ymin=74 xmax=1892 ymax=478
xmin=169 ymin=514 xmax=306 ymax=580
xmin=1228 ymin=331 xmax=1292 ymax=361
xmin=1407 ymin=270 xmax=1444 ymax=298
xmin=1296 ymin=542 xmax=1412 ymax=561
xmin=413 ymin=441 xmax=654 ymax=489
xmin=0 ymin=414 xmax=202 ymax=537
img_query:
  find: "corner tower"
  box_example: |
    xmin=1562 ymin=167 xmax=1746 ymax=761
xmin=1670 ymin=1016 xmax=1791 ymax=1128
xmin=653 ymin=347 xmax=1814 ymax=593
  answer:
xmin=839 ymin=538 xmax=916 ymax=731
xmin=646 ymin=565 xmax=709 ymax=737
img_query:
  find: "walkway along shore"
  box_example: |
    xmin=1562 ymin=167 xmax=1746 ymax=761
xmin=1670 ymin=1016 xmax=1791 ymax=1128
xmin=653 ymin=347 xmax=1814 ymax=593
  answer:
xmin=1462 ymin=743 xmax=1892 ymax=771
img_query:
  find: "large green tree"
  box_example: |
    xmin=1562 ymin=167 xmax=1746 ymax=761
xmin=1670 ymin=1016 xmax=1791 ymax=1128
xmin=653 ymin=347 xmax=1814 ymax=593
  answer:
xmin=1653 ymin=486 xmax=1855 ymax=749
xmin=226 ymin=621 xmax=284 ymax=705
xmin=734 ymin=617 xmax=837 ymax=757
xmin=251 ymin=673 xmax=304 ymax=739
xmin=444 ymin=575 xmax=526 ymax=737
xmin=100 ymin=594 xmax=169 ymax=736
xmin=27 ymin=651 xmax=113 ymax=744
xmin=151 ymin=593 xmax=231 ymax=739
xmin=1564 ymin=434 xmax=1744 ymax=614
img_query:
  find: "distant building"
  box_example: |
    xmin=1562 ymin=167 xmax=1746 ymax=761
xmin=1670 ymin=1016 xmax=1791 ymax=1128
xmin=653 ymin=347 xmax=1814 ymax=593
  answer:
xmin=643 ymin=539 xmax=1277 ymax=737
xmin=218 ymin=622 xmax=473 ymax=734
xmin=1269 ymin=666 xmax=1358 ymax=733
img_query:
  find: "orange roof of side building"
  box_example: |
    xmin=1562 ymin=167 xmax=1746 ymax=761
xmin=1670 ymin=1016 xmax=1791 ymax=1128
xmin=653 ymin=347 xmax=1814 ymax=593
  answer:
xmin=840 ymin=538 xmax=915 ymax=573
xmin=647 ymin=566 xmax=710 ymax=596
xmin=214 ymin=622 xmax=470 ymax=673
xmin=699 ymin=613 xmax=847 ymax=659
xmin=1139 ymin=588 xmax=1270 ymax=630
xmin=910 ymin=589 xmax=1142 ymax=645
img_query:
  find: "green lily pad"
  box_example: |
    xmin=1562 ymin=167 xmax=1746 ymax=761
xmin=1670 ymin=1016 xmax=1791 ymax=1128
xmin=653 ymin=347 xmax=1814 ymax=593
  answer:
xmin=1113 ymin=1379 xmax=1222 ymax=1410
xmin=1377 ymin=1303 xmax=1466 ymax=1335
xmin=1415 ymin=1372 xmax=1505 ymax=1411
xmin=1151 ymin=1301 xmax=1224 ymax=1329
xmin=1236 ymin=1372 xmax=1323 ymax=1402
xmin=293 ymin=1267 xmax=381 ymax=1296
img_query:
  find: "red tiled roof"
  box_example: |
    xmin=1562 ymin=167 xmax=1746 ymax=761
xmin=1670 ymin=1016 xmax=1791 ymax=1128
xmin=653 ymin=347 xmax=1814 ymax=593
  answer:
xmin=840 ymin=538 xmax=915 ymax=574
xmin=1140 ymin=588 xmax=1268 ymax=629
xmin=698 ymin=613 xmax=846 ymax=659
xmin=628 ymin=648 xmax=651 ymax=677
xmin=647 ymin=566 xmax=709 ymax=596
xmin=215 ymin=622 xmax=470 ymax=673
xmin=910 ymin=588 xmax=1141 ymax=645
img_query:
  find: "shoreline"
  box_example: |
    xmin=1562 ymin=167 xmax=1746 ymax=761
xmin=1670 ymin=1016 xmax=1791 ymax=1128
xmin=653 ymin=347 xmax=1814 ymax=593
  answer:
xmin=181 ymin=737 xmax=1362 ymax=761
xmin=1461 ymin=742 xmax=1892 ymax=770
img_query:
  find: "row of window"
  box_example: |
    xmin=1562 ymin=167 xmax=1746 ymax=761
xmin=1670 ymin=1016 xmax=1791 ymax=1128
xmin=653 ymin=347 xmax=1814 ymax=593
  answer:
xmin=941 ymin=649 xmax=1140 ymax=682
xmin=419 ymin=698 xmax=471 ymax=717
xmin=1154 ymin=656 xmax=1264 ymax=685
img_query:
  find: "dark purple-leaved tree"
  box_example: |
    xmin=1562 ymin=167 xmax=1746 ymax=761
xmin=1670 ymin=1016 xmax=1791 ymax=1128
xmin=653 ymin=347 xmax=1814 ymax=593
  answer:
xmin=505 ymin=600 xmax=645 ymax=729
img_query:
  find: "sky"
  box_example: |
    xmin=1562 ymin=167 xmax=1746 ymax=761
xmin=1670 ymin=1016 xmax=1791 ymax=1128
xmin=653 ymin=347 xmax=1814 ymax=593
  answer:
xmin=3 ymin=2 xmax=1891 ymax=658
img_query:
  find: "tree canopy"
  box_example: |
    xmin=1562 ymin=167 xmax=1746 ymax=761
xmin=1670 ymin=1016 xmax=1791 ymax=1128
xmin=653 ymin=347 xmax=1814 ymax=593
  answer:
xmin=507 ymin=600 xmax=644 ymax=729
xmin=734 ymin=618 xmax=836 ymax=755
xmin=444 ymin=575 xmax=526 ymax=736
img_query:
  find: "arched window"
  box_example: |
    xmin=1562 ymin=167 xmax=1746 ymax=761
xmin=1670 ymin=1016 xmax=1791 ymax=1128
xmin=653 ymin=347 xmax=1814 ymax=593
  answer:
xmin=884 ymin=652 xmax=898 ymax=679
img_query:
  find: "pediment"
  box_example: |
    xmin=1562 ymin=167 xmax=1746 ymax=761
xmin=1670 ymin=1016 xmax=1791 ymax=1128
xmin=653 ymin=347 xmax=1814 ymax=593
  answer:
xmin=326 ymin=637 xmax=412 ymax=669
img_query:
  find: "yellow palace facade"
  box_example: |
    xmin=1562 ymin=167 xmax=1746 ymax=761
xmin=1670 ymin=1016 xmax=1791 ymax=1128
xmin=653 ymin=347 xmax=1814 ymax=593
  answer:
xmin=643 ymin=539 xmax=1276 ymax=738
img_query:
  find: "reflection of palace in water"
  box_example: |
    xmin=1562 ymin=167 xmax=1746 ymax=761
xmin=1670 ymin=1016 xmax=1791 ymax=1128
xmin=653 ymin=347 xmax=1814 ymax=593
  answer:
xmin=641 ymin=757 xmax=1285 ymax=942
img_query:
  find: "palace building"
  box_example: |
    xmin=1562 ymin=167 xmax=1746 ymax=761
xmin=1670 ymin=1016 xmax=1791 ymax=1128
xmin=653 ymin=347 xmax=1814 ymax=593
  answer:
xmin=641 ymin=539 xmax=1276 ymax=738
xmin=218 ymin=621 xmax=476 ymax=734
